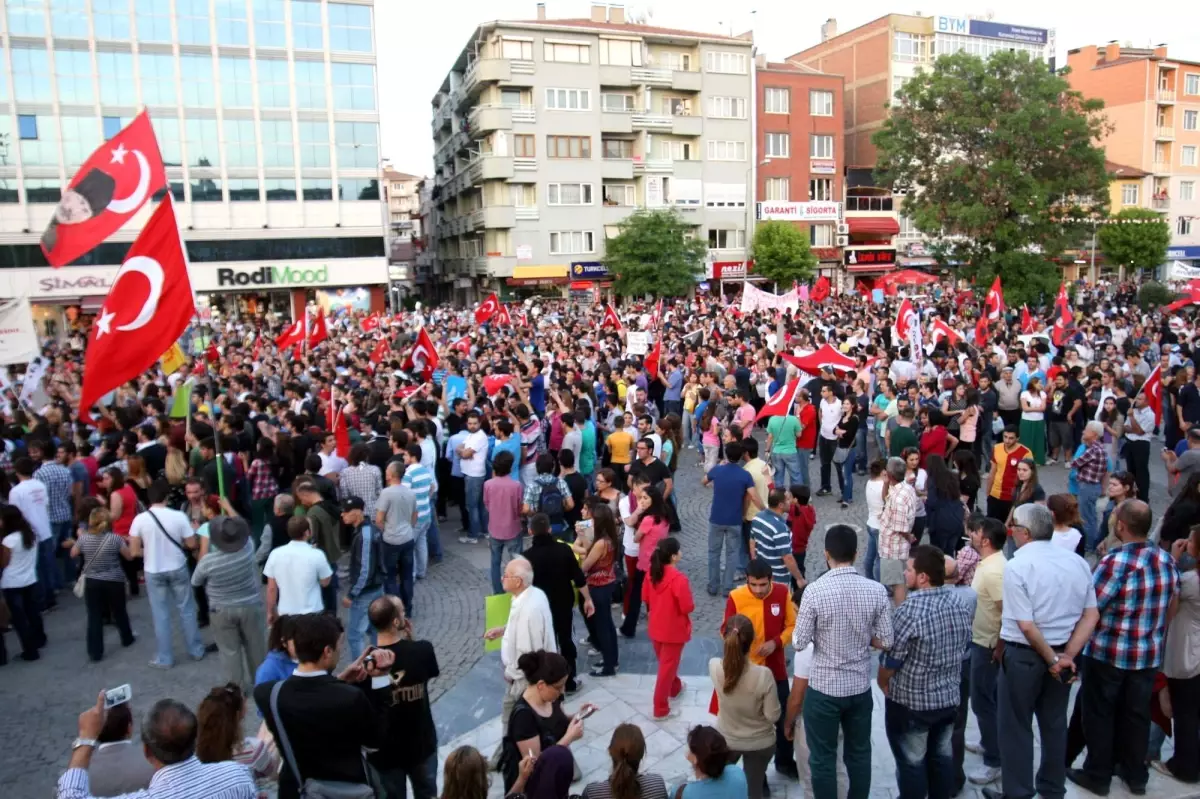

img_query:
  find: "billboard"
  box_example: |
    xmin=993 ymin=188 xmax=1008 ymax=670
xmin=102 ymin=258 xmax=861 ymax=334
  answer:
xmin=756 ymin=202 xmax=842 ymax=222
xmin=935 ymin=15 xmax=1049 ymax=45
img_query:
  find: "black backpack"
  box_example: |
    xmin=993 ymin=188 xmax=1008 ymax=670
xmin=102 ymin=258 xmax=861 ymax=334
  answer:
xmin=537 ymin=480 xmax=566 ymax=526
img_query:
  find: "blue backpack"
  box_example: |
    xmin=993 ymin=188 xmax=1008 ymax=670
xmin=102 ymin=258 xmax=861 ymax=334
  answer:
xmin=537 ymin=479 xmax=566 ymax=527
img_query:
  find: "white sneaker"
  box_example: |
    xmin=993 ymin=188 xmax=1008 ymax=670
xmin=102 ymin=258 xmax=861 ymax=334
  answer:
xmin=458 ymin=536 xmax=476 ymax=545
xmin=967 ymin=765 xmax=1001 ymax=785
xmin=1045 ymin=458 xmax=1057 ymax=466
xmin=964 ymin=741 xmax=984 ymax=755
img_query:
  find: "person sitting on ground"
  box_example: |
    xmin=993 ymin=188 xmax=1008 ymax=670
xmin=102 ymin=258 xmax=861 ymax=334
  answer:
xmin=672 ymin=725 xmax=748 ymax=799
xmin=582 ymin=723 xmax=669 ymax=799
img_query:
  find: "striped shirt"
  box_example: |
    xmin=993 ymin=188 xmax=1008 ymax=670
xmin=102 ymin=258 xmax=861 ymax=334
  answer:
xmin=78 ymin=532 xmax=127 ymax=583
xmin=57 ymin=756 xmax=256 ymax=799
xmin=583 ymin=773 xmax=668 ymax=799
xmin=750 ymin=509 xmax=793 ymax=581
xmin=190 ymin=539 xmax=263 ymax=609
xmin=402 ymin=463 xmax=434 ymax=529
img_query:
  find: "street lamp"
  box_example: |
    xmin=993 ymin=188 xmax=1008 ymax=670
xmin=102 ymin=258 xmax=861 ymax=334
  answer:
xmin=744 ymin=158 xmax=771 ymax=289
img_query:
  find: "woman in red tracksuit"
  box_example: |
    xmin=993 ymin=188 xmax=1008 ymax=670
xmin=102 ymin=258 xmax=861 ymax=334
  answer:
xmin=642 ymin=536 xmax=695 ymax=719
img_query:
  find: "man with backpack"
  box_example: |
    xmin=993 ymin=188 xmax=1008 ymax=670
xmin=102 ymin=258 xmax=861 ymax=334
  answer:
xmin=521 ymin=453 xmax=573 ymax=539
xmin=340 ymin=496 xmax=384 ymax=658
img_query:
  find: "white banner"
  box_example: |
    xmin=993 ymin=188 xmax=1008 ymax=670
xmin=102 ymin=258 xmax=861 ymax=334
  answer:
xmin=19 ymin=354 xmax=49 ymax=404
xmin=0 ymin=298 xmax=40 ymax=366
xmin=626 ymin=331 xmax=649 ymax=355
xmin=740 ymin=281 xmax=800 ymax=313
xmin=1171 ymin=261 xmax=1200 ymax=279
xmin=756 ymin=201 xmax=842 ymax=222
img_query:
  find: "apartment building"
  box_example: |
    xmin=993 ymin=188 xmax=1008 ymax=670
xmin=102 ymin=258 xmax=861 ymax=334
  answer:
xmin=1066 ymin=43 xmax=1200 ymax=276
xmin=788 ymin=14 xmax=1052 ymax=287
xmin=384 ymin=168 xmax=422 ymax=240
xmin=754 ymin=58 xmax=845 ymax=281
xmin=429 ymin=2 xmax=754 ymax=303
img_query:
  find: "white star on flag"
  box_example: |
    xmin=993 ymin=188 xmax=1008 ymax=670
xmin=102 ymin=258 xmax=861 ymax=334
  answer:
xmin=95 ymin=310 xmax=115 ymax=338
xmin=110 ymin=144 xmax=128 ymax=165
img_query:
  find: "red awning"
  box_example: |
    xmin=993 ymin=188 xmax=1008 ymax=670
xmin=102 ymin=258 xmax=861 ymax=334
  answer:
xmin=845 ymin=264 xmax=897 ymax=274
xmin=846 ymin=217 xmax=900 ymax=236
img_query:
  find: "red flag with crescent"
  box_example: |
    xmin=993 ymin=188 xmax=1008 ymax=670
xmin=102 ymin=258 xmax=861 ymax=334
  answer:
xmin=1021 ymin=305 xmax=1035 ymax=334
xmin=451 ymin=336 xmax=472 ymax=354
xmin=1140 ymin=365 xmax=1164 ymax=427
xmin=474 ymin=293 xmax=500 ymax=325
xmin=483 ymin=374 xmax=514 ymax=396
xmin=276 ymin=319 xmax=305 ymax=349
xmin=756 ymin=379 xmax=802 ymax=422
xmin=810 ymin=276 xmax=831 ymax=303
xmin=601 ymin=304 xmax=623 ymax=331
xmin=326 ymin=401 xmax=351 ymax=458
xmin=360 ymin=313 xmax=380 ymax=334
xmin=369 ymin=337 xmax=390 ymax=365
xmin=307 ymin=308 xmax=329 ymax=347
xmin=495 ymin=303 xmax=512 ymax=327
xmin=895 ymin=298 xmax=916 ymax=340
xmin=985 ymin=277 xmax=1005 ymax=321
xmin=404 ymin=327 xmax=440 ymax=381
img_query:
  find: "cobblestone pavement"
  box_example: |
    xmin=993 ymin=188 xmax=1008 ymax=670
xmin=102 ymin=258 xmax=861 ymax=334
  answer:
xmin=0 ymin=435 xmax=1174 ymax=795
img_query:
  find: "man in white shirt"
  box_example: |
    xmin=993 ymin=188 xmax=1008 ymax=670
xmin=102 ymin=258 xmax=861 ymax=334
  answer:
xmin=816 ymin=384 xmax=843 ymax=497
xmin=129 ymin=480 xmax=208 ymax=668
xmin=317 ymin=432 xmax=348 ymax=479
xmin=456 ymin=411 xmax=490 ymax=542
xmin=9 ymin=457 xmax=55 ymax=608
xmin=1124 ymin=391 xmax=1156 ymax=502
xmin=263 ymin=515 xmax=333 ymax=622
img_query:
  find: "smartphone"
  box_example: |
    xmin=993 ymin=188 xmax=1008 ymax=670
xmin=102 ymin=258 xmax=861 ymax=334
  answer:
xmin=104 ymin=684 xmax=132 ymax=709
xmin=575 ymin=706 xmax=596 ymax=721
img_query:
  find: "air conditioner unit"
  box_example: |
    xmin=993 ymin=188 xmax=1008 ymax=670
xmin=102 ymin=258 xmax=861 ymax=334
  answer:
xmin=835 ymin=235 xmax=849 ymax=247
xmin=836 ymin=223 xmax=849 ymax=235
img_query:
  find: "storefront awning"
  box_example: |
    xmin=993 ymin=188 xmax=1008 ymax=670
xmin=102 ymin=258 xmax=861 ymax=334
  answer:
xmin=845 ymin=264 xmax=897 ymax=274
xmin=847 ymin=217 xmax=900 ymax=236
xmin=512 ymin=265 xmax=568 ymax=281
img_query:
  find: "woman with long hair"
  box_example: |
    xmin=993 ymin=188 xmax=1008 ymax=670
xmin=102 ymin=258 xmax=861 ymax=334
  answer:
xmin=642 ymin=537 xmax=693 ymax=719
xmin=69 ymin=507 xmax=135 ymax=661
xmin=864 ymin=460 xmax=888 ymax=581
xmin=699 ymin=401 xmax=721 ymax=472
xmin=102 ymin=467 xmax=141 ymax=596
xmin=246 ymin=438 xmax=280 ymax=545
xmin=1162 ymin=474 xmax=1200 ymax=548
xmin=1160 ymin=525 xmax=1200 ymax=783
xmin=125 ymin=455 xmax=152 ymax=506
xmin=254 ymin=614 xmax=297 ymax=686
xmin=958 ymin=387 xmax=981 ymax=459
xmin=0 ymin=504 xmax=46 ymax=662
xmin=619 ymin=486 xmax=670 ymax=640
xmin=196 ymin=683 xmax=279 ymax=798
xmin=675 ymin=726 xmax=746 ymax=799
xmin=923 ymin=454 xmax=965 ymax=555
xmin=1047 ymin=494 xmax=1085 ymax=556
xmin=902 ymin=447 xmax=928 ymax=545
xmin=442 ymin=745 xmax=539 ymax=799
xmin=164 ymin=446 xmax=189 ymax=508
xmin=1019 ymin=376 xmax=1047 ymax=465
xmin=582 ymin=503 xmax=620 ymax=678
xmin=582 ymin=724 xmax=669 ymax=799
xmin=834 ymin=396 xmax=860 ymax=509
xmin=952 ymin=449 xmax=981 ymax=513
xmin=1098 ymin=471 xmax=1138 ymax=554
xmin=708 ymin=614 xmax=779 ymax=799
xmin=682 ymin=373 xmax=702 ymax=449
xmin=502 ymin=650 xmax=595 ymax=791
xmin=1097 ymin=396 xmax=1124 ymax=472
xmin=591 ymin=469 xmax=623 ymax=517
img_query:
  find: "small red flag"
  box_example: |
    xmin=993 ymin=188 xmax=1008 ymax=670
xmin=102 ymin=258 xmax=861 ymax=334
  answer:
xmin=930 ymin=319 xmax=962 ymax=347
xmin=308 ymin=308 xmax=329 ymax=347
xmin=755 ymin=379 xmax=802 ymax=421
xmin=895 ymin=298 xmax=916 ymax=340
xmin=205 ymin=341 xmax=219 ymax=363
xmin=1021 ymin=305 xmax=1035 ymax=334
xmin=369 ymin=337 xmax=390 ymax=365
xmin=644 ymin=338 xmax=662 ymax=381
xmin=404 ymin=327 xmax=440 ymax=381
xmin=974 ymin=316 xmax=989 ymax=348
xmin=985 ymin=277 xmax=1005 ymax=321
xmin=1140 ymin=364 xmax=1164 ymax=426
xmin=483 ymin=374 xmax=514 ymax=396
xmin=474 ymin=293 xmax=500 ymax=325
xmin=275 ymin=319 xmax=305 ymax=349
xmin=360 ymin=313 xmax=380 ymax=334
xmin=451 ymin=336 xmax=471 ymax=354
xmin=495 ymin=303 xmax=512 ymax=327
xmin=326 ymin=401 xmax=351 ymax=458
xmin=601 ymin=304 xmax=623 ymax=331
xmin=810 ymin=276 xmax=831 ymax=303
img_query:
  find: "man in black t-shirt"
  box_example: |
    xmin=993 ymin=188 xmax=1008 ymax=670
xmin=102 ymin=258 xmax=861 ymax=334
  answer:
xmin=558 ymin=450 xmax=588 ymax=534
xmin=1046 ymin=374 xmax=1080 ymax=464
xmin=627 ymin=438 xmax=673 ymax=500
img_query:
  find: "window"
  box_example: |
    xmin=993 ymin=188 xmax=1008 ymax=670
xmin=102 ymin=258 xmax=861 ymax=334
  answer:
xmin=18 ymin=115 xmax=39 ymax=140
xmin=53 ymin=49 xmax=94 ymax=105
xmin=894 ymin=33 xmax=928 ymax=62
xmin=547 ymin=183 xmax=593 ymax=205
xmin=152 ymin=117 xmax=182 ymax=166
xmin=546 ymin=135 xmax=591 ymax=159
xmin=810 ymin=178 xmax=833 ymax=201
xmin=21 ymin=117 xmax=59 ymax=166
xmin=223 ymin=119 xmax=258 ymax=168
xmin=102 ymin=116 xmax=124 ymax=140
xmin=508 ymin=184 xmax=535 ymax=206
xmin=810 ymin=90 xmax=834 ymax=116
xmin=185 ymin=119 xmax=220 ymax=167
xmin=0 ymin=183 xmax=17 ymax=204
xmin=92 ymin=0 xmax=130 ymax=39
xmin=810 ymin=134 xmax=834 ymax=159
xmin=180 ymin=55 xmax=216 ymax=107
xmin=51 ymin=0 xmax=89 ymax=38
xmin=214 ymin=0 xmax=249 ymax=45
xmin=227 ymin=179 xmax=261 ymax=202
xmin=1157 ymin=143 xmax=1170 ymax=164
xmin=253 ymin=0 xmax=286 ymax=46
xmin=135 ymin=0 xmax=172 ymax=43
xmin=1180 ymin=216 xmax=1193 ymax=236
xmin=603 ymin=184 xmax=635 ymax=206
xmin=707 ymin=96 xmax=747 ymax=119
xmin=705 ymin=183 xmax=746 ymax=208
xmin=329 ymin=3 xmax=372 ymax=52
xmin=657 ymin=52 xmax=692 ymax=71
xmin=139 ymin=53 xmax=178 ymax=106
xmin=765 ymin=133 xmax=790 ymax=158
xmin=8 ymin=0 xmax=47 ymax=36
xmin=706 ymin=140 xmax=746 ymax=161
xmin=176 ymin=0 xmax=211 ymax=45
xmin=1184 ymin=146 xmax=1198 ymax=167
xmin=599 ymin=39 xmax=641 ymax=66
xmin=190 ymin=179 xmax=223 ymax=202
xmin=603 ymin=139 xmax=633 ymax=159
xmin=657 ymin=139 xmax=694 ymax=160
xmin=1185 ymin=110 xmax=1199 ymax=131
xmin=335 ymin=122 xmax=378 ymax=168
xmin=1187 ymin=74 xmax=1200 ymax=95
xmin=707 ymin=229 xmax=745 ymax=249
xmin=514 ymin=134 xmax=535 ymax=157
xmin=60 ymin=116 xmax=102 ymax=168
xmin=704 ymin=52 xmax=747 ymax=74
xmin=501 ymin=39 xmax=534 ymax=60
xmin=601 ymin=93 xmax=634 ymax=112
xmin=332 ymin=63 xmax=376 ymax=111
xmin=97 ymin=52 xmax=137 ymax=106
xmin=544 ymin=42 xmax=589 ymax=63
xmin=339 ymin=179 xmax=379 ymax=200
xmin=549 ymin=231 xmax=596 ymax=254
xmin=261 ymin=120 xmax=293 ymax=167
xmin=265 ymin=179 xmax=297 ymax=200
xmin=811 ymin=225 xmax=835 ymax=247
xmin=899 ymin=215 xmax=919 ymax=238
xmin=1121 ymin=184 xmax=1138 ymax=205
xmin=25 ymin=180 xmax=62 ymax=204
xmin=293 ymin=61 xmax=327 ymax=109
xmin=12 ymin=47 xmax=50 ymax=104
xmin=219 ymin=57 xmax=253 ymax=107
xmin=764 ymin=178 xmax=789 ymax=201
xmin=303 ymin=178 xmax=333 ymax=200
xmin=257 ymin=58 xmax=290 ymax=108
xmin=764 ymin=88 xmax=789 ymax=114
xmin=1182 ymin=181 xmax=1195 ymax=202
xmin=545 ymin=88 xmax=591 ymax=111
xmin=662 ymin=97 xmax=692 ymax=116
xmin=151 ymin=178 xmax=186 ymax=202
xmin=892 ymin=75 xmax=909 ymax=101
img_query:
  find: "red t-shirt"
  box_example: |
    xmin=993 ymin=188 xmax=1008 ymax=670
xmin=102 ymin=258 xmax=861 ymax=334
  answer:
xmin=919 ymin=426 xmax=949 ymax=470
xmin=789 ymin=504 xmax=816 ymax=554
xmin=796 ymin=404 xmax=818 ymax=450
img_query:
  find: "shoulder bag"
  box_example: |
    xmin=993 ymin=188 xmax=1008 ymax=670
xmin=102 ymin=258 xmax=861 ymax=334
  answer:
xmin=73 ymin=534 xmax=115 ymax=599
xmin=268 ymin=680 xmax=376 ymax=799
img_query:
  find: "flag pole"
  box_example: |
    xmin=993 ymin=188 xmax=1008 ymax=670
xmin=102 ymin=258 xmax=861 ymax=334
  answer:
xmin=205 ymin=344 xmax=226 ymax=501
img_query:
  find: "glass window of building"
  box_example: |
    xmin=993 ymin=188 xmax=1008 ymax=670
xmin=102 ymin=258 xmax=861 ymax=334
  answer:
xmin=60 ymin=116 xmax=102 ymax=169
xmin=51 ymin=0 xmax=90 ymax=38
xmin=764 ymin=177 xmax=789 ymax=201
xmin=223 ymin=119 xmax=258 ymax=168
xmin=227 ymin=179 xmax=260 ymax=202
xmin=214 ymin=0 xmax=249 ymax=45
xmin=26 ymin=179 xmax=62 ymax=204
xmin=809 ymin=134 xmax=833 ymax=158
xmin=185 ymin=119 xmax=221 ymax=168
xmin=0 ymin=182 xmax=17 ymax=204
xmin=92 ymin=0 xmax=131 ymax=40
xmin=340 ymin=178 xmax=380 ymax=201
xmin=292 ymin=1 xmax=324 ymax=49
xmin=98 ymin=52 xmax=137 ymax=106
xmin=809 ymin=178 xmax=833 ymax=201
xmin=298 ymin=122 xmax=331 ymax=167
xmin=328 ymin=3 xmax=372 ymax=52
xmin=180 ymin=55 xmax=216 ymax=108
xmin=293 ymin=61 xmax=327 ymax=109
xmin=261 ymin=120 xmax=294 ymax=167
xmin=265 ymin=179 xmax=297 ymax=200
xmin=21 ymin=116 xmax=60 ymax=167
xmin=253 ymin=0 xmax=286 ymax=47
xmin=18 ymin=115 xmax=39 ymax=140
xmin=810 ymin=90 xmax=834 ymax=116
xmin=135 ymin=0 xmax=174 ymax=43
xmin=102 ymin=116 xmax=125 ymax=140
xmin=8 ymin=0 xmax=48 ymax=37
xmin=176 ymin=0 xmax=211 ymax=45
xmin=152 ymin=181 xmax=186 ymax=202
xmin=152 ymin=116 xmax=183 ymax=166
xmin=764 ymin=88 xmax=789 ymax=114
xmin=190 ymin=178 xmax=223 ymax=202
xmin=54 ymin=48 xmax=94 ymax=105
xmin=332 ymin=63 xmax=376 ymax=111
xmin=893 ymin=33 xmax=928 ymax=62
xmin=335 ymin=122 xmax=378 ymax=168
xmin=0 ymin=49 xmax=5 ymax=103
xmin=140 ymin=53 xmax=178 ymax=106
xmin=12 ymin=47 xmax=51 ymax=105
xmin=220 ymin=57 xmax=254 ymax=107
xmin=257 ymin=58 xmax=290 ymax=108
xmin=303 ymin=178 xmax=333 ymax=200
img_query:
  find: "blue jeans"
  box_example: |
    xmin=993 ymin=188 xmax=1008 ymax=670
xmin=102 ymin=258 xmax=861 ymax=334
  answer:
xmin=865 ymin=526 xmax=880 ymax=581
xmin=52 ymin=521 xmax=75 ymax=586
xmin=145 ymin=565 xmax=206 ymax=666
xmin=708 ymin=523 xmax=741 ymax=594
xmin=796 ymin=448 xmax=813 ymax=487
xmin=771 ymin=452 xmax=803 ymax=488
xmin=36 ymin=537 xmax=58 ymax=607
xmin=855 ymin=423 xmax=869 ymax=473
xmin=377 ymin=751 xmax=439 ymax=799
xmin=489 ymin=536 xmax=524 ymax=596
xmin=464 ymin=476 xmax=486 ymax=540
xmin=382 ymin=540 xmax=416 ymax=616
xmin=426 ymin=511 xmax=443 ymax=560
xmin=347 ymin=587 xmax=383 ymax=659
xmin=885 ymin=698 xmax=957 ymax=799
xmin=415 ymin=522 xmax=431 ymax=579
xmin=1077 ymin=480 xmax=1103 ymax=553
xmin=839 ymin=449 xmax=857 ymax=502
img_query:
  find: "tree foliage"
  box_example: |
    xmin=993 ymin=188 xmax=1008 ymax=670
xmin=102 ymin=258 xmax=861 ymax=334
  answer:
xmin=750 ymin=221 xmax=818 ymax=285
xmin=873 ymin=50 xmax=1111 ymax=306
xmin=1137 ymin=281 xmax=1175 ymax=311
xmin=604 ymin=209 xmax=707 ymax=297
xmin=1098 ymin=208 xmax=1171 ymax=274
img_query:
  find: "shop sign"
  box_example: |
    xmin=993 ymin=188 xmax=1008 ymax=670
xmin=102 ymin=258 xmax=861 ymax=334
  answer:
xmin=712 ymin=261 xmax=754 ymax=280
xmin=812 ymin=247 xmax=840 ymax=261
xmin=756 ymin=201 xmax=841 ymax=222
xmin=844 ymin=248 xmax=897 ymax=267
xmin=32 ymin=268 xmax=120 ymax=297
xmin=216 ymin=265 xmax=331 ymax=288
xmin=810 ymin=159 xmax=836 ymax=175
xmin=571 ymin=261 xmax=609 ymax=279
xmin=935 ymin=16 xmax=1048 ymax=44
xmin=1168 ymin=246 xmax=1200 ymax=260
xmin=516 ymin=245 xmax=533 ymax=261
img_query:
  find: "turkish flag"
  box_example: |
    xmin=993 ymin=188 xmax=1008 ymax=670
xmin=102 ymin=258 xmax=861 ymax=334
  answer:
xmin=326 ymin=401 xmax=351 ymax=458
xmin=644 ymin=338 xmax=662 ymax=381
xmin=78 ymin=197 xmax=195 ymax=419
xmin=930 ymin=319 xmax=962 ymax=347
xmin=756 ymin=379 xmax=803 ymax=421
xmin=895 ymin=298 xmax=916 ymax=340
xmin=985 ymin=277 xmax=1005 ymax=321
xmin=43 ymin=111 xmax=167 ymax=267
xmin=974 ymin=316 xmax=989 ymax=348
xmin=275 ymin=318 xmax=305 ymax=349
xmin=205 ymin=341 xmax=220 ymax=363
xmin=292 ymin=343 xmax=303 ymax=361
xmin=483 ymin=374 xmax=514 ymax=396
xmin=601 ymin=304 xmax=623 ymax=331
xmin=1055 ymin=283 xmax=1072 ymax=325
xmin=475 ymin=293 xmax=500 ymax=325
xmin=1166 ymin=285 xmax=1200 ymax=312
xmin=451 ymin=336 xmax=471 ymax=354
xmin=252 ymin=337 xmax=262 ymax=361
xmin=404 ymin=327 xmax=439 ymax=381
xmin=308 ymin=308 xmax=329 ymax=347
xmin=495 ymin=303 xmax=512 ymax=327
xmin=1021 ymin=305 xmax=1035 ymax=334
xmin=369 ymin=337 xmax=390 ymax=365
xmin=652 ymin=298 xmax=664 ymax=329
xmin=394 ymin=386 xmax=420 ymax=401
xmin=361 ymin=313 xmax=380 ymax=334
xmin=1141 ymin=365 xmax=1164 ymax=426
xmin=811 ymin=276 xmax=831 ymax=303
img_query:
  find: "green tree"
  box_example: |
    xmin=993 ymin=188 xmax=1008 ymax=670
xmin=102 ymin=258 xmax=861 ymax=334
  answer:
xmin=873 ymin=50 xmax=1112 ymax=306
xmin=1137 ymin=281 xmax=1175 ymax=311
xmin=750 ymin=221 xmax=818 ymax=286
xmin=1098 ymin=207 xmax=1171 ymax=275
xmin=604 ymin=209 xmax=706 ymax=297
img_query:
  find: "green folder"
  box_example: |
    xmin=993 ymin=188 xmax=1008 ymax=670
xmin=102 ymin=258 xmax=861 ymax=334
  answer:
xmin=484 ymin=593 xmax=512 ymax=653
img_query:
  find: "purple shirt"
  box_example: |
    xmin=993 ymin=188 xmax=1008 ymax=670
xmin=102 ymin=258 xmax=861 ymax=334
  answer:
xmin=483 ymin=476 xmax=523 ymax=540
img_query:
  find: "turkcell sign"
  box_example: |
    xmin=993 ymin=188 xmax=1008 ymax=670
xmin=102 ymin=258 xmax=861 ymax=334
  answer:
xmin=935 ymin=15 xmax=1048 ymax=45
xmin=216 ymin=265 xmax=330 ymax=287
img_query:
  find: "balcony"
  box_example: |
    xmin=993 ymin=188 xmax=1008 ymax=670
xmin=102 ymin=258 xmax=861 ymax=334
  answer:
xmin=598 ymin=65 xmax=633 ymax=86
xmin=466 ymin=154 xmax=515 ymax=183
xmin=671 ymin=70 xmax=703 ymax=92
xmin=600 ymin=112 xmax=634 ymax=134
xmin=671 ymin=114 xmax=703 ymax=136
xmin=1154 ymin=196 xmax=1171 ymax=210
xmin=603 ymin=204 xmax=636 ymax=224
xmin=601 ymin=158 xmax=635 ymax=180
xmin=845 ymin=196 xmax=895 ymax=213
xmin=1157 ymin=126 xmax=1176 ymax=140
xmin=633 ymin=157 xmax=674 ymax=173
xmin=462 ymin=58 xmax=535 ymax=99
xmin=632 ymin=113 xmax=674 ymax=131
xmin=510 ymin=105 xmax=536 ymax=124
xmin=631 ymin=67 xmax=672 ymax=86
xmin=475 ymin=255 xmax=518 ymax=277
xmin=468 ymin=104 xmax=511 ymax=135
xmin=469 ymin=205 xmax=516 ymax=230
xmin=1158 ymin=88 xmax=1177 ymax=103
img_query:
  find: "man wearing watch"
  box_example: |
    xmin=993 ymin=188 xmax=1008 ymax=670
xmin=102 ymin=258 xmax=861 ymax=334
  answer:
xmin=985 ymin=503 xmax=1098 ymax=799
xmin=57 ymin=694 xmax=256 ymax=798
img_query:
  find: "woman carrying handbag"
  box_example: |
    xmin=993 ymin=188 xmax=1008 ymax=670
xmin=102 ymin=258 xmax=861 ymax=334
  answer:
xmin=70 ymin=507 xmax=137 ymax=662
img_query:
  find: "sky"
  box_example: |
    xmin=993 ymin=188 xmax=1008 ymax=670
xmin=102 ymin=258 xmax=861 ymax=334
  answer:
xmin=375 ymin=0 xmax=1200 ymax=177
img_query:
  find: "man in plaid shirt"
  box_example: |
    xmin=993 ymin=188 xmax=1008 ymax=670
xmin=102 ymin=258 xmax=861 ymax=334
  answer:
xmin=32 ymin=440 xmax=75 ymax=589
xmin=1068 ymin=500 xmax=1178 ymax=796
xmin=878 ymin=457 xmax=918 ymax=604
xmin=1067 ymin=421 xmax=1108 ymax=552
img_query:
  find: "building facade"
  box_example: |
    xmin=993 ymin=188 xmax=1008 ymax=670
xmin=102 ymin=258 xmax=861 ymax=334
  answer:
xmin=1066 ymin=43 xmax=1200 ymax=276
xmin=429 ymin=2 xmax=754 ymax=303
xmin=0 ymin=0 xmax=388 ymax=340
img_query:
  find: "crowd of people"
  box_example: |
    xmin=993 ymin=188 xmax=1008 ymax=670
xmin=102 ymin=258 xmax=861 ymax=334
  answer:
xmin=2 ymin=278 xmax=1200 ymax=799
